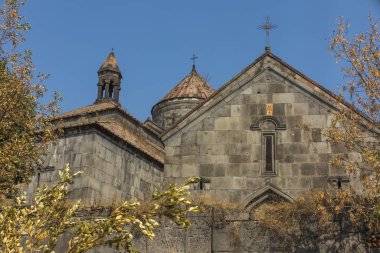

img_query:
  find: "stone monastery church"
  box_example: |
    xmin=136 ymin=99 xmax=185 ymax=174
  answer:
xmin=27 ymin=47 xmax=362 ymax=252
xmin=28 ymin=47 xmax=374 ymax=253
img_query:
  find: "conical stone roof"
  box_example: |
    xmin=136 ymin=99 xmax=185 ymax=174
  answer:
xmin=98 ymin=52 xmax=120 ymax=73
xmin=159 ymin=66 xmax=214 ymax=103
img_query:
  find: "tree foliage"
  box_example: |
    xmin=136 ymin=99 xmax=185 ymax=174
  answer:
xmin=0 ymin=0 xmax=60 ymax=198
xmin=325 ymin=16 xmax=380 ymax=227
xmin=0 ymin=1 xmax=200 ymax=252
xmin=0 ymin=165 xmax=200 ymax=252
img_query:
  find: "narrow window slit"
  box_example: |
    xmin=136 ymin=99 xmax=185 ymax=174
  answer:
xmin=263 ymin=133 xmax=275 ymax=174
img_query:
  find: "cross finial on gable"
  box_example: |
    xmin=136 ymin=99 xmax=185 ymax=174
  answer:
xmin=258 ymin=16 xmax=278 ymax=52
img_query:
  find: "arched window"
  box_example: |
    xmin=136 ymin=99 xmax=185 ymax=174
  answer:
xmin=251 ymin=116 xmax=286 ymax=176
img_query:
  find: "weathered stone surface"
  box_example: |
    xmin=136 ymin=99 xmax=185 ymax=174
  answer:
xmin=30 ymin=52 xmax=374 ymax=253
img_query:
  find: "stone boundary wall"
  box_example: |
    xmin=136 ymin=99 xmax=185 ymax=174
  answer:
xmin=128 ymin=212 xmax=368 ymax=253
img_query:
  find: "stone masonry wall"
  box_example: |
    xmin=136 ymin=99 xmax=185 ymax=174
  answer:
xmin=163 ymin=60 xmax=355 ymax=205
xmin=27 ymin=127 xmax=163 ymax=205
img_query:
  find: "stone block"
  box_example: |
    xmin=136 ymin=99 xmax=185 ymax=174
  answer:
xmin=233 ymin=178 xmax=246 ymax=189
xmin=247 ymin=132 xmax=260 ymax=144
xmin=198 ymin=155 xmax=214 ymax=164
xmin=312 ymin=176 xmax=327 ymax=188
xmin=201 ymin=117 xmax=215 ymax=130
xmin=214 ymin=117 xmax=229 ymax=130
xmin=211 ymin=177 xmax=233 ymax=189
xmin=214 ymin=117 xmax=240 ymax=130
xmin=197 ymin=131 xmax=215 ymax=144
xmin=246 ymin=178 xmax=262 ymax=189
xmin=165 ymin=135 xmax=181 ymax=147
xmin=315 ymin=163 xmax=329 ymax=175
xmin=215 ymin=131 xmax=247 ymax=144
xmin=72 ymin=154 xmax=82 ymax=168
xmin=181 ymin=145 xmax=200 ymax=155
xmin=182 ymin=155 xmax=197 ymax=164
xmin=147 ymin=220 xmax=186 ymax=253
xmin=311 ymin=128 xmax=322 ymax=142
xmin=287 ymin=176 xmax=311 ymax=189
xmin=313 ymin=142 xmax=331 ymax=153
xmin=166 ymin=146 xmax=181 ymax=156
xmin=182 ymin=164 xmax=199 ymax=177
xmin=303 ymin=115 xmax=326 ymax=128
xmin=294 ymin=92 xmax=307 ymax=102
xmin=285 ymin=103 xmax=294 ymax=115
xmin=228 ymin=154 xmax=251 ymax=163
xmin=300 ymin=163 xmax=315 ymax=175
xmin=200 ymin=164 xmax=214 ymax=177
xmin=214 ymin=164 xmax=226 ymax=177
xmin=273 ymin=103 xmax=285 ymax=116
xmin=234 ymin=131 xmax=248 ymax=144
xmin=181 ymin=131 xmax=197 ymax=145
xmin=186 ymin=217 xmax=211 ymax=253
xmin=241 ymin=86 xmax=252 ymax=95
xmin=285 ymin=143 xmax=309 ymax=154
xmin=250 ymin=93 xmax=268 ymax=104
xmin=225 ymin=164 xmax=242 ymax=177
xmin=272 ymin=93 xmax=295 ymax=103
xmin=210 ymin=105 xmax=231 ymax=117
xmin=291 ymin=164 xmax=300 ymax=176
xmin=165 ymin=155 xmax=181 ymax=165
xmin=226 ymin=144 xmax=251 ymax=156
xmin=308 ymin=102 xmax=320 ymax=114
xmin=241 ymin=163 xmax=260 ymax=177
xmin=277 ymin=163 xmax=292 ymax=176
xmin=271 ymin=177 xmax=286 ymax=188
xmin=212 ymin=144 xmax=226 ymax=155
xmin=268 ymin=82 xmax=287 ymax=93
xmin=228 ymin=189 xmax=244 ymax=202
xmin=287 ymin=129 xmax=302 ymax=143
xmin=251 ymin=144 xmax=261 ymax=161
xmin=286 ymin=115 xmax=303 ymax=129
xmin=213 ymin=155 xmax=229 ymax=164
xmin=231 ymin=105 xmax=242 ymax=116
xmin=331 ymin=143 xmax=346 ymax=153
xmin=294 ymin=154 xmax=309 ymax=163
xmin=293 ymin=103 xmax=309 ymax=115
xmin=284 ymin=154 xmax=294 ymax=163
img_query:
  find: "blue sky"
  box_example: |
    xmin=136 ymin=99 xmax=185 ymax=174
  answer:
xmin=22 ymin=0 xmax=380 ymax=121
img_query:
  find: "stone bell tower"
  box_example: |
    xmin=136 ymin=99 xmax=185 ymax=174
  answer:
xmin=95 ymin=51 xmax=122 ymax=104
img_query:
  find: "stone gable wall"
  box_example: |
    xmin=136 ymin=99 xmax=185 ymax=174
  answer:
xmin=163 ymin=68 xmax=354 ymax=204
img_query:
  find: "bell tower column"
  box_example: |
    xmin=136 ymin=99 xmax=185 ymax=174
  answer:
xmin=95 ymin=51 xmax=123 ymax=105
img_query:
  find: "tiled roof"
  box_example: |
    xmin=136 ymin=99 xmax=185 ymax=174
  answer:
xmin=57 ymin=101 xmax=119 ymax=119
xmin=97 ymin=121 xmax=164 ymax=164
xmin=143 ymin=118 xmax=164 ymax=135
xmin=159 ymin=66 xmax=214 ymax=103
xmin=99 ymin=52 xmax=120 ymax=72
xmin=54 ymin=101 xmax=164 ymax=164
